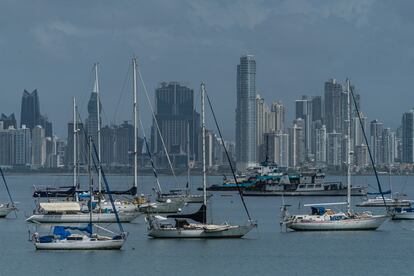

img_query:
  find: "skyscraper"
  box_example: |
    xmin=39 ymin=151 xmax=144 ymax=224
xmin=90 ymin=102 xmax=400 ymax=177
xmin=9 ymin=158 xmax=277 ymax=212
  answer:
xmin=402 ymin=109 xmax=414 ymax=163
xmin=20 ymin=89 xmax=41 ymax=130
xmin=256 ymin=94 xmax=270 ymax=161
xmin=324 ymin=79 xmax=343 ymax=133
xmin=0 ymin=113 xmax=17 ymax=129
xmin=370 ymin=119 xmax=383 ymax=165
xmin=264 ymin=132 xmax=289 ymax=167
xmin=32 ymin=125 xmax=46 ymax=167
xmin=87 ymin=81 xmax=101 ymax=146
xmin=15 ymin=125 xmax=31 ymax=166
xmin=0 ymin=128 xmax=15 ymax=166
xmin=151 ymin=82 xmax=198 ymax=167
xmin=20 ymin=89 xmax=53 ymax=136
xmin=289 ymin=120 xmax=304 ymax=168
xmin=381 ymin=128 xmax=395 ymax=165
xmin=315 ymin=125 xmax=327 ymax=165
xmin=295 ymin=96 xmax=312 ymax=157
xmin=236 ymin=54 xmax=257 ymax=170
xmin=327 ymin=131 xmax=342 ymax=168
xmin=269 ymin=101 xmax=285 ymax=133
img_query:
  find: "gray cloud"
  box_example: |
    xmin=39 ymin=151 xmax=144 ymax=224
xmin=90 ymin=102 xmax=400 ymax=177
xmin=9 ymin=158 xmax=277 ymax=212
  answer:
xmin=1 ymin=0 xmax=414 ymax=139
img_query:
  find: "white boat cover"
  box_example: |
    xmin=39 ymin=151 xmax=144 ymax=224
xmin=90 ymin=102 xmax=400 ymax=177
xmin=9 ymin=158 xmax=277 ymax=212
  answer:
xmin=39 ymin=202 xmax=81 ymax=212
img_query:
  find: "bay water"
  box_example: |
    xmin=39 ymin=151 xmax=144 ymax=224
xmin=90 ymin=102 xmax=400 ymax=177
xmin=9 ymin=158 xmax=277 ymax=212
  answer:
xmin=0 ymin=174 xmax=413 ymax=276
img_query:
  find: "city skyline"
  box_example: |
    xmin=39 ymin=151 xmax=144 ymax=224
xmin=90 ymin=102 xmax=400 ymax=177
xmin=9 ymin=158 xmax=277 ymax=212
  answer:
xmin=1 ymin=1 xmax=414 ymax=139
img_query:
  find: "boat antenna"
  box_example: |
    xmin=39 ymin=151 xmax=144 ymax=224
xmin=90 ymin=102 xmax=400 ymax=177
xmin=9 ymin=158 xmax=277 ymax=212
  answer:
xmin=203 ymin=83 xmax=252 ymax=221
xmin=349 ymin=83 xmax=388 ymax=210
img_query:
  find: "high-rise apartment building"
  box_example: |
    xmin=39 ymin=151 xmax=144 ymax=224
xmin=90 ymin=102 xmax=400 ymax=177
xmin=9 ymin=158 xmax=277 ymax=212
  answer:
xmin=0 ymin=127 xmax=15 ymax=166
xmin=315 ymin=125 xmax=327 ymax=165
xmin=327 ymin=131 xmax=342 ymax=167
xmin=269 ymin=101 xmax=285 ymax=133
xmin=151 ymin=82 xmax=198 ymax=167
xmin=256 ymin=94 xmax=271 ymax=161
xmin=20 ymin=89 xmax=41 ymax=130
xmin=370 ymin=119 xmax=383 ymax=165
xmin=32 ymin=125 xmax=46 ymax=167
xmin=87 ymin=82 xmax=101 ymax=146
xmin=295 ymin=96 xmax=312 ymax=157
xmin=289 ymin=120 xmax=304 ymax=168
xmin=324 ymin=79 xmax=343 ymax=134
xmin=0 ymin=113 xmax=17 ymax=129
xmin=15 ymin=125 xmax=31 ymax=166
xmin=236 ymin=54 xmax=257 ymax=170
xmin=402 ymin=109 xmax=414 ymax=163
xmin=264 ymin=132 xmax=289 ymax=168
xmin=20 ymin=89 xmax=53 ymax=136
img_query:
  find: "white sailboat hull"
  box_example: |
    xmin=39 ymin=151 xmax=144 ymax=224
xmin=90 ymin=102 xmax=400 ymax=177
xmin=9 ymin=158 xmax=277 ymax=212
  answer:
xmin=0 ymin=204 xmax=14 ymax=218
xmin=26 ymin=211 xmax=140 ymax=224
xmin=35 ymin=238 xmax=124 ymax=250
xmin=287 ymin=215 xmax=387 ymax=231
xmin=158 ymin=194 xmax=212 ymax=204
xmin=148 ymin=223 xmax=256 ymax=238
xmin=139 ymin=200 xmax=185 ymax=213
xmin=392 ymin=211 xmax=414 ymax=220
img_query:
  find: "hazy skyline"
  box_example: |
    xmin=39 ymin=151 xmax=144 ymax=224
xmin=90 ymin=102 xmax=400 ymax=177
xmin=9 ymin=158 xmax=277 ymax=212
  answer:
xmin=1 ymin=1 xmax=414 ymax=139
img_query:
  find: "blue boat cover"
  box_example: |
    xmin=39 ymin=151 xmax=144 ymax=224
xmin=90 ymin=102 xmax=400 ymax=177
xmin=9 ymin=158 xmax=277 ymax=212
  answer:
xmin=53 ymin=224 xmax=93 ymax=239
xmin=311 ymin=206 xmax=326 ymax=215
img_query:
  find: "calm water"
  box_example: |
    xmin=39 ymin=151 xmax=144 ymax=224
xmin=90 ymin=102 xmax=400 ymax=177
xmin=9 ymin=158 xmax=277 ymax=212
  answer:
xmin=1 ymin=174 xmax=414 ymax=276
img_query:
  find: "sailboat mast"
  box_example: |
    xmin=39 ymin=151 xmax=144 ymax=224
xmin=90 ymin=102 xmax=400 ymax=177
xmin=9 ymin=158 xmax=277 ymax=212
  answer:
xmin=346 ymin=79 xmax=352 ymax=213
xmin=73 ymin=97 xmax=77 ymax=189
xmin=186 ymin=121 xmax=190 ymax=195
xmin=201 ymin=83 xmax=207 ymax=206
xmin=94 ymin=63 xmax=102 ymax=194
xmin=88 ymin=136 xmax=93 ymax=233
xmin=132 ymin=58 xmax=138 ymax=195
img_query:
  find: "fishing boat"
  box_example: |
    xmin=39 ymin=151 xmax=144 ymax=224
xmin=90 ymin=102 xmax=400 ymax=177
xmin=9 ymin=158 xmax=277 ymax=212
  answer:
xmin=0 ymin=167 xmax=17 ymax=218
xmin=242 ymin=171 xmax=366 ymax=196
xmin=146 ymin=83 xmax=256 ymax=238
xmin=32 ymin=137 xmax=127 ymax=250
xmin=283 ymin=80 xmax=388 ymax=231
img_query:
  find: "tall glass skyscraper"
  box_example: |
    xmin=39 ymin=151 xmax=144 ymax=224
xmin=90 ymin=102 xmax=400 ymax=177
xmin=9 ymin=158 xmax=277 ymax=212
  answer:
xmin=87 ymin=82 xmax=101 ymax=146
xmin=20 ymin=89 xmax=41 ymax=130
xmin=236 ymin=54 xmax=257 ymax=170
xmin=402 ymin=109 xmax=414 ymax=163
xmin=151 ymin=82 xmax=199 ymax=167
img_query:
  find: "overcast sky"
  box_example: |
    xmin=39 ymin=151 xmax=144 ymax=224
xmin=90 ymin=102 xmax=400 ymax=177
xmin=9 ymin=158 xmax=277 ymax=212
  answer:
xmin=1 ymin=0 xmax=414 ymax=139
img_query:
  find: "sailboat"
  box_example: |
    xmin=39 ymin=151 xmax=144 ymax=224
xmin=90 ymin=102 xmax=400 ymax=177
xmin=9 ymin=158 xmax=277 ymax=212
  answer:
xmin=32 ymin=137 xmax=127 ymax=250
xmin=0 ymin=166 xmax=17 ymax=218
xmin=156 ymin=123 xmax=209 ymax=204
xmin=146 ymin=83 xmax=257 ymax=238
xmin=358 ymin=168 xmax=412 ymax=208
xmin=127 ymin=57 xmax=185 ymax=213
xmin=283 ymin=80 xmax=388 ymax=231
xmin=27 ymin=72 xmax=139 ymax=224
